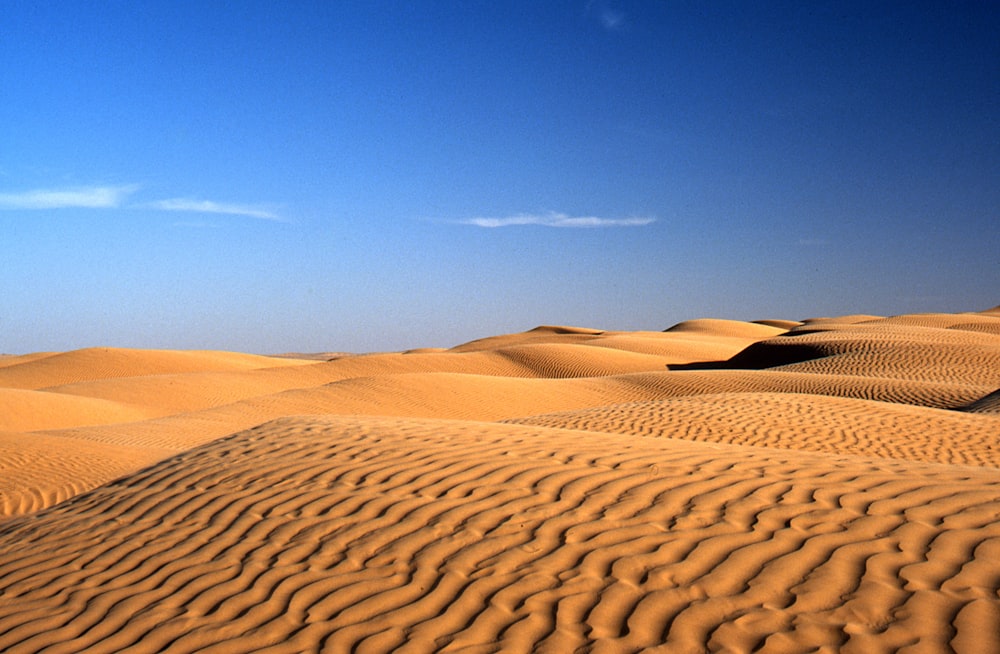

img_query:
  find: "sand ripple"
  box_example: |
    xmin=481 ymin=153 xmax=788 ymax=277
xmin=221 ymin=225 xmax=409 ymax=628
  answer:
xmin=1 ymin=310 xmax=998 ymax=652
xmin=1 ymin=416 xmax=998 ymax=653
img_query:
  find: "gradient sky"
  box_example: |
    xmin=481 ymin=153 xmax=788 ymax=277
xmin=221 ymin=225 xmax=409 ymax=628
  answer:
xmin=2 ymin=1 xmax=997 ymax=353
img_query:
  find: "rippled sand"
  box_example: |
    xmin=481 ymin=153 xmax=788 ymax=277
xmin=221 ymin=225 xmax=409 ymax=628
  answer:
xmin=1 ymin=308 xmax=998 ymax=652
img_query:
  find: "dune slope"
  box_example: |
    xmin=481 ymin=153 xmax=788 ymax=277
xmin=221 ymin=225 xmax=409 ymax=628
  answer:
xmin=1 ymin=310 xmax=998 ymax=653
xmin=1 ymin=416 xmax=998 ymax=653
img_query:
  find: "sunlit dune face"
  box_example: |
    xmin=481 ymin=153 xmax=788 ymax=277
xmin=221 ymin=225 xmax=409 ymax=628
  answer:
xmin=1 ymin=309 xmax=999 ymax=652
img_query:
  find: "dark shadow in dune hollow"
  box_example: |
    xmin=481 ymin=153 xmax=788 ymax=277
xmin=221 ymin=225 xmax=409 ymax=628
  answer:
xmin=667 ymin=338 xmax=830 ymax=371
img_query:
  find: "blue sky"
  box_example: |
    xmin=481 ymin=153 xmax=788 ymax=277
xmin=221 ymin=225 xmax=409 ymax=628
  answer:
xmin=2 ymin=1 xmax=997 ymax=353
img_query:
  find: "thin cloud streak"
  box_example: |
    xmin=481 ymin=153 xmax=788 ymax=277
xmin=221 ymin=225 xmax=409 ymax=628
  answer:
xmin=148 ymin=198 xmax=283 ymax=221
xmin=600 ymin=10 xmax=626 ymax=30
xmin=585 ymin=1 xmax=627 ymax=31
xmin=462 ymin=213 xmax=655 ymax=228
xmin=0 ymin=185 xmax=283 ymax=222
xmin=0 ymin=185 xmax=138 ymax=209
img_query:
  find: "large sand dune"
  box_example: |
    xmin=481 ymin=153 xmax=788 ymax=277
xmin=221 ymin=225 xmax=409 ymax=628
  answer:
xmin=1 ymin=309 xmax=999 ymax=652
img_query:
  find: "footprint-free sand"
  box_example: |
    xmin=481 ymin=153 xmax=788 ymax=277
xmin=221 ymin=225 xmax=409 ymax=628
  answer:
xmin=1 ymin=308 xmax=999 ymax=652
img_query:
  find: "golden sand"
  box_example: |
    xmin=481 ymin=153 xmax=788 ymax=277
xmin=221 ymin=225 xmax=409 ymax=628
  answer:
xmin=1 ymin=309 xmax=998 ymax=652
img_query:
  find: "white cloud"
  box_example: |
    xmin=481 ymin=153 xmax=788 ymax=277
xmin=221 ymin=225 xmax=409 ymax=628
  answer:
xmin=149 ymin=198 xmax=282 ymax=221
xmin=585 ymin=1 xmax=627 ymax=30
xmin=600 ymin=9 xmax=626 ymax=30
xmin=0 ymin=185 xmax=138 ymax=209
xmin=0 ymin=183 xmax=285 ymax=223
xmin=461 ymin=212 xmax=655 ymax=228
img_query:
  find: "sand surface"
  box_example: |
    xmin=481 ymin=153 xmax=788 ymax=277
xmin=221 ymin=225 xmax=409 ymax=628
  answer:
xmin=1 ymin=310 xmax=999 ymax=652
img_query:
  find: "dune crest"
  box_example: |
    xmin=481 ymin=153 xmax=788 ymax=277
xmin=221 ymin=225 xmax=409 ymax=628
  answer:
xmin=1 ymin=310 xmax=999 ymax=652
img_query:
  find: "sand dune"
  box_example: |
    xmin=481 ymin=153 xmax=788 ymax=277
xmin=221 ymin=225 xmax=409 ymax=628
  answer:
xmin=963 ymin=388 xmax=1000 ymax=414
xmin=0 ymin=431 xmax=171 ymax=517
xmin=1 ymin=309 xmax=999 ymax=652
xmin=0 ymin=347 xmax=314 ymax=391
xmin=508 ymin=391 xmax=1000 ymax=467
xmin=0 ymin=387 xmax=161 ymax=431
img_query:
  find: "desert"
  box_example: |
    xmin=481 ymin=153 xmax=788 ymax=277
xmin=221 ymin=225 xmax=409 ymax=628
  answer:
xmin=1 ymin=307 xmax=999 ymax=653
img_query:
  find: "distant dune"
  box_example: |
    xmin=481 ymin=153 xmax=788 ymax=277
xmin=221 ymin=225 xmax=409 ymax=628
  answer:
xmin=1 ymin=309 xmax=999 ymax=652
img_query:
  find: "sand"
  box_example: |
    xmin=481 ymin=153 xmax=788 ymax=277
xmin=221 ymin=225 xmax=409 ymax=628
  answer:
xmin=1 ymin=309 xmax=998 ymax=652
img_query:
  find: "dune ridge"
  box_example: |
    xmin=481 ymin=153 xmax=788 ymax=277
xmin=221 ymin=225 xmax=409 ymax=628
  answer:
xmin=1 ymin=309 xmax=998 ymax=652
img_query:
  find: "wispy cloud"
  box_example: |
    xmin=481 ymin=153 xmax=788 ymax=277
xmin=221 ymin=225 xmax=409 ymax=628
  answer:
xmin=461 ymin=212 xmax=655 ymax=228
xmin=600 ymin=9 xmax=626 ymax=30
xmin=0 ymin=185 xmax=138 ymax=209
xmin=585 ymin=1 xmax=627 ymax=31
xmin=0 ymin=183 xmax=285 ymax=223
xmin=148 ymin=198 xmax=283 ymax=221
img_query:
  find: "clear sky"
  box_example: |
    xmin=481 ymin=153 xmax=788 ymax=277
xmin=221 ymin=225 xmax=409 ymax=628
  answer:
xmin=2 ymin=1 xmax=997 ymax=353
